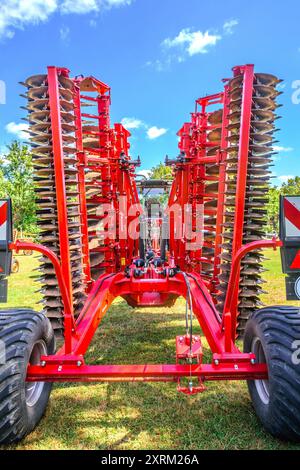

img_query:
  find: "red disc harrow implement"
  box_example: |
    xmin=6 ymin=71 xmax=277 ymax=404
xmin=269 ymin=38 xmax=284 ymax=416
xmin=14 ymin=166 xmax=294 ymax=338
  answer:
xmin=0 ymin=64 xmax=300 ymax=443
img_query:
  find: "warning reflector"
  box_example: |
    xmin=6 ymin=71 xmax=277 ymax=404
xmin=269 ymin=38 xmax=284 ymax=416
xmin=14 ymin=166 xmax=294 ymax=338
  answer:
xmin=280 ymin=196 xmax=300 ymax=300
xmin=0 ymin=199 xmax=12 ymax=303
xmin=280 ymin=196 xmax=300 ymax=273
xmin=0 ymin=201 xmax=8 ymax=241
xmin=283 ymin=197 xmax=300 ymax=238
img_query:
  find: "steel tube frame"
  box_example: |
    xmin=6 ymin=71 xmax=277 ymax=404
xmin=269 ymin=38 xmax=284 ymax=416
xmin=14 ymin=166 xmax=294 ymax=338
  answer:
xmin=73 ymin=80 xmax=92 ymax=287
xmin=27 ymin=363 xmax=267 ymax=383
xmin=224 ymin=238 xmax=282 ymax=339
xmin=10 ymin=239 xmax=274 ymax=384
xmin=14 ymin=64 xmax=281 ymax=388
xmin=212 ymin=84 xmax=230 ymax=285
xmin=47 ymin=67 xmax=74 ymax=314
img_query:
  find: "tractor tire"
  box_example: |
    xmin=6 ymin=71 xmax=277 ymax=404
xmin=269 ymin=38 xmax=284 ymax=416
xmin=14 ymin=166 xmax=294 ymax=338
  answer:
xmin=244 ymin=306 xmax=300 ymax=441
xmin=0 ymin=309 xmax=55 ymax=444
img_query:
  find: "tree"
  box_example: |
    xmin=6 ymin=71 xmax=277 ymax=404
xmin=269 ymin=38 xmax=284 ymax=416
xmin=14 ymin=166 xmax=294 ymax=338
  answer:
xmin=266 ymin=186 xmax=280 ymax=233
xmin=0 ymin=141 xmax=37 ymax=233
xmin=281 ymin=176 xmax=300 ymax=195
xmin=0 ymin=169 xmax=7 ymax=199
xmin=265 ymin=177 xmax=300 ymax=234
xmin=150 ymin=162 xmax=173 ymax=180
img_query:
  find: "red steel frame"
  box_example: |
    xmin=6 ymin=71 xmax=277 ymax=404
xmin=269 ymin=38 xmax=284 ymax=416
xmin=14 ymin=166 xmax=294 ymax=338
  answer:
xmin=168 ymin=91 xmax=229 ymax=285
xmin=73 ymin=79 xmax=92 ymax=288
xmin=223 ymin=65 xmax=256 ymax=328
xmin=168 ymin=65 xmax=261 ymax=326
xmin=12 ymin=64 xmax=282 ymax=388
xmin=212 ymin=83 xmax=230 ymax=286
xmin=47 ymin=66 xmax=74 ymax=308
xmin=11 ymin=238 xmax=280 ymax=383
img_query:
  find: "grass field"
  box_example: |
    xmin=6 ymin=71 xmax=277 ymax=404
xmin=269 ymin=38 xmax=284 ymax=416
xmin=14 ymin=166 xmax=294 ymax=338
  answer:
xmin=2 ymin=249 xmax=300 ymax=450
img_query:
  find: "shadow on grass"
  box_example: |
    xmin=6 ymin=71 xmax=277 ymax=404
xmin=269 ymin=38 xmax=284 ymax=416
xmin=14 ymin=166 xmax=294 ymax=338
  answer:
xmin=5 ymin=299 xmax=300 ymax=450
xmin=12 ymin=379 xmax=300 ymax=451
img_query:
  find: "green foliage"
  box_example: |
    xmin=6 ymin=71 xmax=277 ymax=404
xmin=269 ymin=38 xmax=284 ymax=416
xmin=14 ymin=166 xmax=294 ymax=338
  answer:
xmin=0 ymin=170 xmax=7 ymax=199
xmin=143 ymin=163 xmax=173 ymax=209
xmin=150 ymin=162 xmax=173 ymax=180
xmin=0 ymin=141 xmax=37 ymax=233
xmin=265 ymin=178 xmax=300 ymax=234
xmin=266 ymin=186 xmax=280 ymax=233
xmin=281 ymin=176 xmax=300 ymax=195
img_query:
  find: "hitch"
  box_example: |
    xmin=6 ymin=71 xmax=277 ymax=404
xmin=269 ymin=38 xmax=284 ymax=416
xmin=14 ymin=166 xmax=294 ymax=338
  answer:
xmin=176 ymin=334 xmax=206 ymax=395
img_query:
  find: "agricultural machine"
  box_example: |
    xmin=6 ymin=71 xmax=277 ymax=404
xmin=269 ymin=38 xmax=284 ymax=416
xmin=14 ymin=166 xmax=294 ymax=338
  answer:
xmin=0 ymin=64 xmax=300 ymax=444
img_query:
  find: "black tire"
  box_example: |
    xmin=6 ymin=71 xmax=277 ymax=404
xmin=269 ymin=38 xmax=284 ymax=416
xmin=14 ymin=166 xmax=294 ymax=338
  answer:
xmin=244 ymin=306 xmax=300 ymax=441
xmin=0 ymin=309 xmax=55 ymax=444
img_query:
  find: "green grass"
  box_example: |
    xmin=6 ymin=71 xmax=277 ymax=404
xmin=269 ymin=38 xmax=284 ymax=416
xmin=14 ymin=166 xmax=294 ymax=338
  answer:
xmin=2 ymin=250 xmax=300 ymax=450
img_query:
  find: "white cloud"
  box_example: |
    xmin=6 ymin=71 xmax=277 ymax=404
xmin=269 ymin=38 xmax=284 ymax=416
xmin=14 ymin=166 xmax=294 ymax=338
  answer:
xmin=60 ymin=25 xmax=70 ymax=41
xmin=5 ymin=122 xmax=29 ymax=140
xmin=105 ymin=0 xmax=132 ymax=6
xmin=0 ymin=146 xmax=7 ymax=161
xmin=145 ymin=58 xmax=172 ymax=72
xmin=223 ymin=19 xmax=239 ymax=35
xmin=163 ymin=28 xmax=221 ymax=56
xmin=273 ymin=145 xmax=294 ymax=152
xmin=60 ymin=0 xmax=133 ymax=14
xmin=137 ymin=169 xmax=151 ymax=179
xmin=60 ymin=0 xmax=98 ymax=14
xmin=147 ymin=126 xmax=167 ymax=140
xmin=121 ymin=118 xmax=168 ymax=140
xmin=89 ymin=19 xmax=97 ymax=27
xmin=0 ymin=0 xmax=133 ymax=39
xmin=277 ymin=175 xmax=295 ymax=183
xmin=121 ymin=117 xmax=144 ymax=129
xmin=0 ymin=0 xmax=58 ymax=39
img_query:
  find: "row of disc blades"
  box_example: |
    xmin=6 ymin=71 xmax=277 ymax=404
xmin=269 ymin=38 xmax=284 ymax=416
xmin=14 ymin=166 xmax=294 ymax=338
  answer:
xmin=80 ymin=93 xmax=107 ymax=280
xmin=23 ymin=73 xmax=86 ymax=336
xmin=216 ymin=72 xmax=281 ymax=335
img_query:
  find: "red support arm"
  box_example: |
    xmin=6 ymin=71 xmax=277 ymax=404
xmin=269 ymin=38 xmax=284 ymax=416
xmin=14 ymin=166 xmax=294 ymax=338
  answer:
xmin=10 ymin=241 xmax=74 ymax=352
xmin=224 ymin=238 xmax=283 ymax=339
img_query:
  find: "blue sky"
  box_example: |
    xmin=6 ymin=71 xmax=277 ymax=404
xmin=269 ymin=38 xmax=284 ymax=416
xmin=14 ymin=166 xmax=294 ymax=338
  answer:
xmin=0 ymin=0 xmax=299 ymax=185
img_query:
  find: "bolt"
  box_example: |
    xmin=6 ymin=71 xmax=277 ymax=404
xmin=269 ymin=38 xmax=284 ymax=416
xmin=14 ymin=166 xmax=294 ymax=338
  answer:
xmin=41 ymin=360 xmax=46 ymax=367
xmin=77 ymin=360 xmax=82 ymax=367
xmin=251 ymin=358 xmax=256 ymax=365
xmin=58 ymin=365 xmax=62 ymax=372
xmin=214 ymin=359 xmax=219 ymax=366
xmin=234 ymin=364 xmax=238 ymax=370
